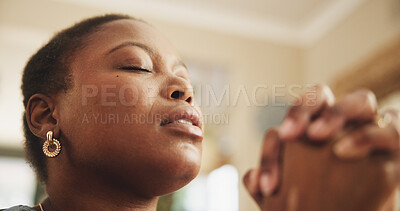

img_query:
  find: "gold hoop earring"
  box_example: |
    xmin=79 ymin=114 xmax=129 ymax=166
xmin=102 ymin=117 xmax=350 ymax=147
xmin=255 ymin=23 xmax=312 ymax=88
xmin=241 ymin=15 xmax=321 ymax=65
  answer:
xmin=43 ymin=131 xmax=61 ymax=158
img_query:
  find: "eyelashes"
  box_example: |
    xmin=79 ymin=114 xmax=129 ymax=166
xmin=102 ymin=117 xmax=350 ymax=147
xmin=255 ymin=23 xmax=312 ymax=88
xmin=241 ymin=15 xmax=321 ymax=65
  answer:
xmin=118 ymin=66 xmax=152 ymax=73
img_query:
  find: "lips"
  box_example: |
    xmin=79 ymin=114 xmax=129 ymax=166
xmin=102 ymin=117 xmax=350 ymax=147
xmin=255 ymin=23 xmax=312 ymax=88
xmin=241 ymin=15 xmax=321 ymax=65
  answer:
xmin=160 ymin=109 xmax=201 ymax=128
xmin=160 ymin=105 xmax=203 ymax=139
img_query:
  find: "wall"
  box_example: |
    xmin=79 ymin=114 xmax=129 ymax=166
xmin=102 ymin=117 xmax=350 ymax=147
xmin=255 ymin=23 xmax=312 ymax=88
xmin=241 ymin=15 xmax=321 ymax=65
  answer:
xmin=304 ymin=0 xmax=400 ymax=85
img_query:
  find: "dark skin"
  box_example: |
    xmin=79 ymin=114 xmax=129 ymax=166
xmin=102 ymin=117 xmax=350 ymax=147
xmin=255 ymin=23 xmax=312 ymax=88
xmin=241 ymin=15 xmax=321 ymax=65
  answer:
xmin=25 ymin=19 xmax=400 ymax=210
xmin=244 ymin=86 xmax=400 ymax=210
xmin=26 ymin=19 xmax=203 ymax=211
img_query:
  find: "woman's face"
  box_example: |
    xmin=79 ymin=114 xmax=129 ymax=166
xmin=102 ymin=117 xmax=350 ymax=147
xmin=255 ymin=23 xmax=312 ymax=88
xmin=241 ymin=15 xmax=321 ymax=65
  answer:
xmin=55 ymin=19 xmax=203 ymax=196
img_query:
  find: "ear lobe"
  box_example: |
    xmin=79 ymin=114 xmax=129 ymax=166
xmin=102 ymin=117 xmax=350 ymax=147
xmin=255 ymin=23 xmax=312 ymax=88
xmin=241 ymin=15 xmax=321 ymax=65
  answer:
xmin=26 ymin=93 xmax=59 ymax=140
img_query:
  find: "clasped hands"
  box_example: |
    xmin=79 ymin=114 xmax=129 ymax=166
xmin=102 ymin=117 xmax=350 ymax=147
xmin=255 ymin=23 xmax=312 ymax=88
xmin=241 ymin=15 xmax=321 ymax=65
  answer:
xmin=244 ymin=85 xmax=400 ymax=211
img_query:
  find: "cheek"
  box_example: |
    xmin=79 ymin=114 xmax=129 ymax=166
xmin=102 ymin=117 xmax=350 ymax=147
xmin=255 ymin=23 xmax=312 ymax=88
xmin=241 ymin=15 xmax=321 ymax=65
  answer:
xmin=58 ymin=78 xmax=202 ymax=194
xmin=73 ymin=77 xmax=159 ymax=124
xmin=58 ymin=79 xmax=155 ymax=156
xmin=80 ymin=83 xmax=145 ymax=109
xmin=119 ymin=85 xmax=140 ymax=106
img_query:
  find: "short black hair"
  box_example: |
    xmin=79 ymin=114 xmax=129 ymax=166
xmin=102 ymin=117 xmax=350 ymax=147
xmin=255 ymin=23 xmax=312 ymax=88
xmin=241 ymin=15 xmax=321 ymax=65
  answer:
xmin=21 ymin=14 xmax=138 ymax=182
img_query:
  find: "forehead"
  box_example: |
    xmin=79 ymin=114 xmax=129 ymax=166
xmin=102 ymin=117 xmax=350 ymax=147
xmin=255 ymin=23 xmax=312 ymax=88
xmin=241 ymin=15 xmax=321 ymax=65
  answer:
xmin=98 ymin=19 xmax=174 ymax=49
xmin=69 ymin=19 xmax=181 ymax=76
xmin=74 ymin=19 xmax=179 ymax=62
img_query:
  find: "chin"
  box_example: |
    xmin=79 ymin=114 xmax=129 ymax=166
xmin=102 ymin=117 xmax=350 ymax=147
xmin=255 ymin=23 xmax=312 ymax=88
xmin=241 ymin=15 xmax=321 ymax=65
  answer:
xmin=99 ymin=154 xmax=202 ymax=198
xmin=154 ymin=149 xmax=202 ymax=195
xmin=96 ymin=135 xmax=203 ymax=197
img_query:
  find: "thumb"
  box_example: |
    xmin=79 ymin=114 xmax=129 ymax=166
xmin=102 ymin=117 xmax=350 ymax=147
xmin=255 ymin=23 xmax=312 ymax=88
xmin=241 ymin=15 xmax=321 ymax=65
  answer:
xmin=243 ymin=129 xmax=282 ymax=207
xmin=243 ymin=168 xmax=262 ymax=204
xmin=259 ymin=129 xmax=282 ymax=196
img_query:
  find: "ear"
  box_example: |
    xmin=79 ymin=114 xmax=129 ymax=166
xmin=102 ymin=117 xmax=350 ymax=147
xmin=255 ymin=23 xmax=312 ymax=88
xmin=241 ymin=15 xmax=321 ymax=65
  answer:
xmin=26 ymin=93 xmax=60 ymax=140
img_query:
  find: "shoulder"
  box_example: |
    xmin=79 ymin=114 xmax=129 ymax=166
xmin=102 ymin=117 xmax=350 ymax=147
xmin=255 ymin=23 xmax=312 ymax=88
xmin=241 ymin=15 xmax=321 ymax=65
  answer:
xmin=0 ymin=205 xmax=35 ymax=211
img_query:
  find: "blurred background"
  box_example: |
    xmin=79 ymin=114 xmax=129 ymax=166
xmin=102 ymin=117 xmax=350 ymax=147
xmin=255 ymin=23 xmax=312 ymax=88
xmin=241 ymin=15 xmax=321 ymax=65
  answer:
xmin=0 ymin=0 xmax=399 ymax=210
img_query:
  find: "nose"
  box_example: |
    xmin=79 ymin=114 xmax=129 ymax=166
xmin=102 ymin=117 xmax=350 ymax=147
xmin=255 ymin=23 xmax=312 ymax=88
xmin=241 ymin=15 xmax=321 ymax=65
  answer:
xmin=166 ymin=79 xmax=194 ymax=105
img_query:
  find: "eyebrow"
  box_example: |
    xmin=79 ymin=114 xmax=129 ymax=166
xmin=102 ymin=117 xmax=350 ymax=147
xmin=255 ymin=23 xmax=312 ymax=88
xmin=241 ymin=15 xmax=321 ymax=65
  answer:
xmin=108 ymin=41 xmax=188 ymax=72
xmin=107 ymin=41 xmax=156 ymax=56
xmin=174 ymin=60 xmax=188 ymax=72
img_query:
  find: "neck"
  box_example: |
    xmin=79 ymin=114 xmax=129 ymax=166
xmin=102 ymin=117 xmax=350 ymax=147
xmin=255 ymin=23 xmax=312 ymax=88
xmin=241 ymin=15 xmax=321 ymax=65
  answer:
xmin=44 ymin=160 xmax=159 ymax=211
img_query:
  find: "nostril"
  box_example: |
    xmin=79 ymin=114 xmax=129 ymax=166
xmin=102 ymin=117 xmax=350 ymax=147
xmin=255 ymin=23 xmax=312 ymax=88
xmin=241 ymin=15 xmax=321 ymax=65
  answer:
xmin=171 ymin=91 xmax=184 ymax=99
xmin=186 ymin=97 xmax=192 ymax=104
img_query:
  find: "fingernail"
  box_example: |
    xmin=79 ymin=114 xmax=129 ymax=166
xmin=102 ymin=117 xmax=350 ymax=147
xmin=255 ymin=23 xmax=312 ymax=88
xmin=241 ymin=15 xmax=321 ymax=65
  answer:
xmin=279 ymin=119 xmax=295 ymax=139
xmin=259 ymin=173 xmax=271 ymax=196
xmin=322 ymin=86 xmax=335 ymax=106
xmin=333 ymin=137 xmax=356 ymax=158
xmin=366 ymin=91 xmax=378 ymax=112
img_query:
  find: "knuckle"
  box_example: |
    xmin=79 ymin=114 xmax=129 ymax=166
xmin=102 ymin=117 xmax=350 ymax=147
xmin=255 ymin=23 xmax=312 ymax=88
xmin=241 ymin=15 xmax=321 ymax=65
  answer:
xmin=355 ymin=88 xmax=374 ymax=96
xmin=307 ymin=84 xmax=323 ymax=93
xmin=306 ymin=85 xmax=321 ymax=102
xmin=286 ymin=105 xmax=302 ymax=117
xmin=358 ymin=90 xmax=377 ymax=105
xmin=308 ymin=84 xmax=327 ymax=94
xmin=342 ymin=89 xmax=377 ymax=118
xmin=304 ymin=92 xmax=318 ymax=107
xmin=264 ymin=128 xmax=279 ymax=140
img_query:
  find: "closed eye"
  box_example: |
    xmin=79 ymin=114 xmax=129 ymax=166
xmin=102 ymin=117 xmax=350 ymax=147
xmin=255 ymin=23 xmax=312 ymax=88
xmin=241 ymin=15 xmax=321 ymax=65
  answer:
xmin=119 ymin=66 xmax=152 ymax=73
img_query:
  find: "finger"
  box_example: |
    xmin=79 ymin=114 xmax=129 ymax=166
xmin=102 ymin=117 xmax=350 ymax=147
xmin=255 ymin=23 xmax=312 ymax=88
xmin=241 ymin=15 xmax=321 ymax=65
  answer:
xmin=243 ymin=168 xmax=262 ymax=204
xmin=308 ymin=89 xmax=378 ymax=141
xmin=259 ymin=129 xmax=282 ymax=196
xmin=279 ymin=84 xmax=335 ymax=141
xmin=333 ymin=111 xmax=400 ymax=159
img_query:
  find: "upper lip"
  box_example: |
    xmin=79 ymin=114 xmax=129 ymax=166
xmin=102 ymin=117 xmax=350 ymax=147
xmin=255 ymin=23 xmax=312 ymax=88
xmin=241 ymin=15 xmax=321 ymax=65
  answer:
xmin=160 ymin=105 xmax=202 ymax=130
